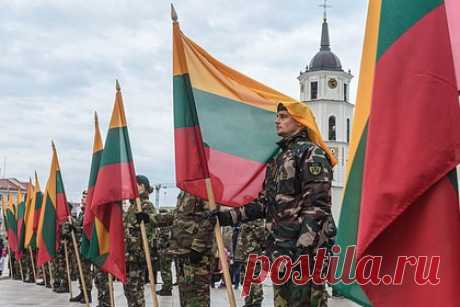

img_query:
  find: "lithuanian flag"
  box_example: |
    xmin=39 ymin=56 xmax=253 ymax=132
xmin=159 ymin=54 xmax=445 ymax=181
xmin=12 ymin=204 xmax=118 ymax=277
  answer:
xmin=172 ymin=13 xmax=335 ymax=207
xmin=36 ymin=142 xmax=71 ymax=267
xmin=334 ymin=1 xmax=460 ymax=306
xmin=24 ymin=172 xmax=43 ymax=250
xmin=90 ymin=81 xmax=138 ymax=283
xmin=16 ymin=182 xmax=33 ymax=259
xmin=81 ymin=112 xmax=104 ymax=260
xmin=3 ymin=193 xmax=18 ymax=255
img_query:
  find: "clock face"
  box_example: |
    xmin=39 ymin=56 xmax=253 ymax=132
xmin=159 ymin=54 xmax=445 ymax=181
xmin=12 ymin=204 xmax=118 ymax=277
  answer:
xmin=328 ymin=78 xmax=337 ymax=89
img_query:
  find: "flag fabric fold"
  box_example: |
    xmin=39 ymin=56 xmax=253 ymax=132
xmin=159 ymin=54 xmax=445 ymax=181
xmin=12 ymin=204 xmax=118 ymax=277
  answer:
xmin=172 ymin=20 xmax=334 ymax=207
xmin=81 ymin=112 xmax=104 ymax=260
xmin=3 ymin=193 xmax=18 ymax=256
xmin=16 ymin=183 xmax=33 ymax=259
xmin=36 ymin=143 xmax=70 ymax=267
xmin=24 ymin=172 xmax=43 ymax=250
xmin=89 ymin=82 xmax=138 ymax=283
xmin=334 ymin=1 xmax=460 ymax=306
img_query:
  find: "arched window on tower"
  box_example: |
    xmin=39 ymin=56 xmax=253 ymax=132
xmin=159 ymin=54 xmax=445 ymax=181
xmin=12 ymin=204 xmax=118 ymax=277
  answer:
xmin=329 ymin=116 xmax=336 ymax=141
xmin=346 ymin=118 xmax=350 ymax=143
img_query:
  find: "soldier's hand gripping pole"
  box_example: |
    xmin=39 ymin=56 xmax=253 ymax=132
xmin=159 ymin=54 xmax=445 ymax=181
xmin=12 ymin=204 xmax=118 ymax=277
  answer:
xmin=29 ymin=247 xmax=37 ymax=282
xmin=63 ymin=241 xmax=73 ymax=297
xmin=205 ymin=178 xmax=237 ymax=307
xmin=135 ymin=197 xmax=159 ymax=307
xmin=68 ymin=216 xmax=90 ymax=307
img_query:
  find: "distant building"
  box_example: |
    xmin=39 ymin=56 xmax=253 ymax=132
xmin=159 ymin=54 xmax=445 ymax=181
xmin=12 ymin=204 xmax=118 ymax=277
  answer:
xmin=0 ymin=178 xmax=28 ymax=204
xmin=0 ymin=178 xmax=29 ymax=236
xmin=298 ymin=15 xmax=354 ymax=221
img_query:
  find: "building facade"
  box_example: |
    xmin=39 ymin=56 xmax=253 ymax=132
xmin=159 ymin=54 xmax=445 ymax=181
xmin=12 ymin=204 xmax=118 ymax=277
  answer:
xmin=298 ymin=16 xmax=354 ymax=221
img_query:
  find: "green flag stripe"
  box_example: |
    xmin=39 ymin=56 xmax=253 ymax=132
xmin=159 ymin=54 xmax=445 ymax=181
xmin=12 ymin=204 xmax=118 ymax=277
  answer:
xmin=334 ymin=123 xmax=370 ymax=306
xmin=173 ymin=74 xmax=200 ymax=128
xmin=56 ymin=171 xmax=66 ymax=194
xmin=99 ymin=127 xmax=133 ymax=167
xmin=6 ymin=210 xmax=17 ymax=234
xmin=42 ymin=194 xmax=56 ymax=258
xmin=377 ymin=0 xmax=442 ymax=59
xmin=88 ymin=150 xmax=103 ymax=188
xmin=174 ymin=75 xmax=280 ymax=163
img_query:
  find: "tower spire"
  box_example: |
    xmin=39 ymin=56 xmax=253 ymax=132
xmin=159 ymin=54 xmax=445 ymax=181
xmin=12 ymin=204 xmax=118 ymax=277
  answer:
xmin=319 ymin=0 xmax=331 ymax=51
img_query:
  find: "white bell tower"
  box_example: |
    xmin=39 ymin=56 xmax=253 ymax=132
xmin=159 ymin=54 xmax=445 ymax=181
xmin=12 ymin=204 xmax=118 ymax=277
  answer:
xmin=298 ymin=9 xmax=354 ymax=221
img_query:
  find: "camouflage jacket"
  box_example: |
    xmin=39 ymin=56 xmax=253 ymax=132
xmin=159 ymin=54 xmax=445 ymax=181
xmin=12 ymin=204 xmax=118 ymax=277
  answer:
xmin=151 ymin=191 xmax=215 ymax=256
xmin=223 ymin=130 xmax=335 ymax=260
xmin=157 ymin=210 xmax=172 ymax=255
xmin=234 ymin=219 xmax=265 ymax=262
xmin=61 ymin=213 xmax=81 ymax=243
xmin=123 ymin=198 xmax=157 ymax=263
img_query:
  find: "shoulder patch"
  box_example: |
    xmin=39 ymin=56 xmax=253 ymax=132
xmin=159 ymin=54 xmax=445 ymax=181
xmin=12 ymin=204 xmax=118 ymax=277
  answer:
xmin=307 ymin=161 xmax=323 ymax=176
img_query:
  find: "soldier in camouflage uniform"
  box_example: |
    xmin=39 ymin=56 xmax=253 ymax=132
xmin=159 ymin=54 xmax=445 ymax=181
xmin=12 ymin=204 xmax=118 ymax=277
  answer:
xmin=53 ymin=222 xmax=70 ymax=293
xmin=234 ymin=219 xmax=265 ymax=307
xmin=10 ymin=251 xmax=21 ymax=280
xmin=156 ymin=208 xmax=173 ymax=296
xmin=22 ymin=248 xmax=34 ymax=283
xmin=94 ymin=268 xmax=111 ymax=307
xmin=214 ymin=103 xmax=336 ymax=307
xmin=150 ymin=191 xmax=215 ymax=307
xmin=69 ymin=191 xmax=93 ymax=303
xmin=123 ymin=175 xmax=157 ymax=307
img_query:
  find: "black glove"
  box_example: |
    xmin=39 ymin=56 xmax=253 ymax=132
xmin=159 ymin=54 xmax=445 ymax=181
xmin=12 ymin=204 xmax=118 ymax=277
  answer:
xmin=205 ymin=209 xmax=234 ymax=226
xmin=135 ymin=212 xmax=150 ymax=224
xmin=189 ymin=249 xmax=203 ymax=265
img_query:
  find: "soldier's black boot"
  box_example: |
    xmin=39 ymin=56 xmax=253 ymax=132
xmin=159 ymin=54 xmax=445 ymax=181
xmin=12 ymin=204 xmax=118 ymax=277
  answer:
xmin=156 ymin=288 xmax=172 ymax=296
xmin=69 ymin=292 xmax=83 ymax=302
xmin=37 ymin=280 xmax=45 ymax=286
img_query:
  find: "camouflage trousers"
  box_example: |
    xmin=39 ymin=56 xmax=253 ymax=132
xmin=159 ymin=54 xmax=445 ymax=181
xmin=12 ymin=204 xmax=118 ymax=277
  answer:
xmin=22 ymin=250 xmax=35 ymax=282
xmin=159 ymin=254 xmax=173 ymax=291
xmin=52 ymin=246 xmax=68 ymax=288
xmin=175 ymin=255 xmax=211 ymax=307
xmin=40 ymin=263 xmax=51 ymax=285
xmin=78 ymin=258 xmax=93 ymax=293
xmin=10 ymin=254 xmax=21 ymax=279
xmin=123 ymin=260 xmax=146 ymax=307
xmin=273 ymin=281 xmax=328 ymax=307
xmin=240 ymin=261 xmax=263 ymax=306
xmin=94 ymin=266 xmax=111 ymax=307
xmin=68 ymin=241 xmax=79 ymax=281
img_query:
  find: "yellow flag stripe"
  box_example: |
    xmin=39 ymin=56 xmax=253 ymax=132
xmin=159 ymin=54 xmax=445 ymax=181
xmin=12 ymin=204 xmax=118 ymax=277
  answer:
xmin=343 ymin=0 xmax=382 ymax=186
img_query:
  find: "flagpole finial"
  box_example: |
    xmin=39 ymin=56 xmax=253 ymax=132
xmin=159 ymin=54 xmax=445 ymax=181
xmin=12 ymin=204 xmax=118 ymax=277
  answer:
xmin=51 ymin=140 xmax=56 ymax=150
xmin=171 ymin=4 xmax=178 ymax=22
xmin=94 ymin=111 xmax=99 ymax=124
xmin=116 ymin=80 xmax=121 ymax=92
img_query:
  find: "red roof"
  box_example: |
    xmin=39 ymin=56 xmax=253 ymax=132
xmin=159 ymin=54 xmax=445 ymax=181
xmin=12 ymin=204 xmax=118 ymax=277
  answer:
xmin=0 ymin=178 xmax=28 ymax=192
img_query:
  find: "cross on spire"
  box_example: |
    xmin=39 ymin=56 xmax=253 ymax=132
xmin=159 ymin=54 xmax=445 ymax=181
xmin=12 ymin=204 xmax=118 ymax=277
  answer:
xmin=319 ymin=0 xmax=331 ymax=21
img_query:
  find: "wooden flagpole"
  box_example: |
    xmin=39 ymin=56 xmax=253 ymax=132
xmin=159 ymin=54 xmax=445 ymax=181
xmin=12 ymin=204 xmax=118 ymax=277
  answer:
xmin=135 ymin=198 xmax=159 ymax=307
xmin=28 ymin=247 xmax=37 ymax=282
xmin=68 ymin=217 xmax=90 ymax=307
xmin=63 ymin=241 xmax=73 ymax=297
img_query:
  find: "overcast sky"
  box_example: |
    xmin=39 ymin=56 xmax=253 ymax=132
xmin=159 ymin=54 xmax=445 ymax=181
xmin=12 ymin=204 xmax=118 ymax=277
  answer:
xmin=0 ymin=0 xmax=367 ymax=205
